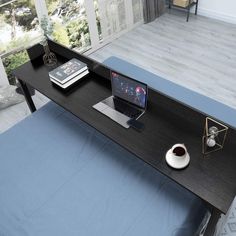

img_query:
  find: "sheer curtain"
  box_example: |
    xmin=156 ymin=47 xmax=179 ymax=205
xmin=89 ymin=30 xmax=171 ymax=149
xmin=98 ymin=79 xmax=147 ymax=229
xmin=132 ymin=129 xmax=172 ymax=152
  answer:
xmin=97 ymin=0 xmax=143 ymax=39
xmin=143 ymin=0 xmax=165 ymax=23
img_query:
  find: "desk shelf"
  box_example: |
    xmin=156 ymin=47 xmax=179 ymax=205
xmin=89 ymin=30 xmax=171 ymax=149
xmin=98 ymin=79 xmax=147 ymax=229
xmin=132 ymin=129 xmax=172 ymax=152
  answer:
xmin=168 ymin=0 xmax=199 ymax=22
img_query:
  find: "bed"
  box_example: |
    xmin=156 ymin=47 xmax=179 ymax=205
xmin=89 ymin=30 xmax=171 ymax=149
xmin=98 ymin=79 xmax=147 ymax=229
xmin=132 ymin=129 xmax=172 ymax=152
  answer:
xmin=0 ymin=101 xmax=208 ymax=236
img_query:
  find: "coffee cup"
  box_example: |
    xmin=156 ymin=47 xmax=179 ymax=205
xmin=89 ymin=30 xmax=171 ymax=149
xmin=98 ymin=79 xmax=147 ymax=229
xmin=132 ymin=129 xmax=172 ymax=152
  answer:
xmin=171 ymin=144 xmax=187 ymax=158
xmin=166 ymin=144 xmax=190 ymax=169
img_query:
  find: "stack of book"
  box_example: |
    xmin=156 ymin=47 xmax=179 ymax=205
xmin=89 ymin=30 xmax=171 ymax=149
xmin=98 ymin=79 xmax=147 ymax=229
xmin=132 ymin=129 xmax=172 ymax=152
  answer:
xmin=49 ymin=58 xmax=89 ymax=89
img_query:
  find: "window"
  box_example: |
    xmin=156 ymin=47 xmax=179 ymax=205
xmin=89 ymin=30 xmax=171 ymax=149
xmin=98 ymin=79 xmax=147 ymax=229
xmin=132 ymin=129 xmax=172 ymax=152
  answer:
xmin=0 ymin=0 xmax=39 ymax=84
xmin=45 ymin=0 xmax=92 ymax=52
xmin=0 ymin=0 xmax=143 ymax=85
xmin=0 ymin=0 xmax=41 ymax=54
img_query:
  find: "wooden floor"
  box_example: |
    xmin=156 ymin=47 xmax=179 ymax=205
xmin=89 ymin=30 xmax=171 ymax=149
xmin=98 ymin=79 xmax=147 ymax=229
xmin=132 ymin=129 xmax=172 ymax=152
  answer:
xmin=1 ymin=12 xmax=236 ymax=133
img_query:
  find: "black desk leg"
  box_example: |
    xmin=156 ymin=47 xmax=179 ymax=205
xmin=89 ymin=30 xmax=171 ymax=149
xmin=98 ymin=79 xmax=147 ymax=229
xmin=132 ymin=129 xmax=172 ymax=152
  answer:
xmin=204 ymin=208 xmax=221 ymax=236
xmin=17 ymin=79 xmax=36 ymax=113
xmin=195 ymin=0 xmax=199 ymax=15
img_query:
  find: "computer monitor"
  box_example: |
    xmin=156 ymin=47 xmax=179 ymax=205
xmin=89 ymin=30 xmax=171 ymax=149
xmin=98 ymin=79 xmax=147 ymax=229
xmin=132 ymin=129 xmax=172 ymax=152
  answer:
xmin=111 ymin=71 xmax=148 ymax=109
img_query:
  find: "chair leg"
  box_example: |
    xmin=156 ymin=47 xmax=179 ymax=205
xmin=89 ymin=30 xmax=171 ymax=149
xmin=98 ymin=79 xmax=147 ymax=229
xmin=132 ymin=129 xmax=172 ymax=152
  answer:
xmin=186 ymin=0 xmax=191 ymax=22
xmin=195 ymin=0 xmax=199 ymax=15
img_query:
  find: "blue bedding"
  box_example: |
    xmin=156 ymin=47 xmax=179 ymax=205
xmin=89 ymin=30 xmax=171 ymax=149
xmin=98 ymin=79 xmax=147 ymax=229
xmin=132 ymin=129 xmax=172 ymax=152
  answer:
xmin=0 ymin=102 xmax=207 ymax=236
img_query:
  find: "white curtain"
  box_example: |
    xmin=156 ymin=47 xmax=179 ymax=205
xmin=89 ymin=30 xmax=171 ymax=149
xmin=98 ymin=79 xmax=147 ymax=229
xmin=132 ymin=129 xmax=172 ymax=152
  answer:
xmin=97 ymin=0 xmax=143 ymax=39
xmin=97 ymin=0 xmax=126 ymax=38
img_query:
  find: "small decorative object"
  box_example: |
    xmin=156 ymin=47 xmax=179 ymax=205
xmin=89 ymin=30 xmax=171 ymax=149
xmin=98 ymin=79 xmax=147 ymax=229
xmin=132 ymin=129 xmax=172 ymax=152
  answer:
xmin=40 ymin=16 xmax=57 ymax=67
xmin=165 ymin=143 xmax=190 ymax=169
xmin=42 ymin=43 xmax=57 ymax=67
xmin=202 ymin=117 xmax=228 ymax=155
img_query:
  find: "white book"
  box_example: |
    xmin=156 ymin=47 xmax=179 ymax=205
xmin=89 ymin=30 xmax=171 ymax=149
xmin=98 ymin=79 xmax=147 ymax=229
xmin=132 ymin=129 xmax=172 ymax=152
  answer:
xmin=49 ymin=58 xmax=88 ymax=84
xmin=50 ymin=69 xmax=89 ymax=89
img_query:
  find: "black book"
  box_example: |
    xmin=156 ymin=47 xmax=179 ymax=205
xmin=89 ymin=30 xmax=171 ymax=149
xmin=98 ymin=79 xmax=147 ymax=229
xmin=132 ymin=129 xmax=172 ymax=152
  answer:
xmin=49 ymin=58 xmax=88 ymax=84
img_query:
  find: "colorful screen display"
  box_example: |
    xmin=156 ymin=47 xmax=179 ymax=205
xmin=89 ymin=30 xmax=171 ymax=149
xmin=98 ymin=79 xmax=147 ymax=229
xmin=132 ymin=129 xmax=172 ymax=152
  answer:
xmin=111 ymin=71 xmax=147 ymax=109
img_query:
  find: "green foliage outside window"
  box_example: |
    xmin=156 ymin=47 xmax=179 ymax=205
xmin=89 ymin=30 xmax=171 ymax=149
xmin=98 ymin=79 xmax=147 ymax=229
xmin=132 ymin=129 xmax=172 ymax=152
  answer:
xmin=66 ymin=19 xmax=90 ymax=49
xmin=46 ymin=0 xmax=59 ymax=15
xmin=52 ymin=22 xmax=70 ymax=46
xmin=3 ymin=51 xmax=29 ymax=85
xmin=0 ymin=0 xmax=40 ymax=84
xmin=0 ymin=0 xmax=38 ymax=40
xmin=46 ymin=0 xmax=101 ymax=50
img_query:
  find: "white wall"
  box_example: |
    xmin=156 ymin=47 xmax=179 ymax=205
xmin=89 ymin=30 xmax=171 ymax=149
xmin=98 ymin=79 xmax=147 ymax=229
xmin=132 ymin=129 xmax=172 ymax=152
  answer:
xmin=198 ymin=0 xmax=236 ymax=24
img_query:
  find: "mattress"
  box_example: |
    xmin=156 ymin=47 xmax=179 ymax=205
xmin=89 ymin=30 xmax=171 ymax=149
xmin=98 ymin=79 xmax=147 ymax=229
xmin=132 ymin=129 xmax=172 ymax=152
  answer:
xmin=0 ymin=102 xmax=207 ymax=236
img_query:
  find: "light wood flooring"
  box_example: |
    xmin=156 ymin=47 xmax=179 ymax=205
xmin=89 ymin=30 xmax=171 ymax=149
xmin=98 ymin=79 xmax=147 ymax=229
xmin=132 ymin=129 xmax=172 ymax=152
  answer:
xmin=1 ymin=11 xmax=236 ymax=133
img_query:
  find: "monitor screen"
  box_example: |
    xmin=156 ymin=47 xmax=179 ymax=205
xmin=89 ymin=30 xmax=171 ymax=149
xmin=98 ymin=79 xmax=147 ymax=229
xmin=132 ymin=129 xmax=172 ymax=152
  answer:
xmin=111 ymin=71 xmax=147 ymax=109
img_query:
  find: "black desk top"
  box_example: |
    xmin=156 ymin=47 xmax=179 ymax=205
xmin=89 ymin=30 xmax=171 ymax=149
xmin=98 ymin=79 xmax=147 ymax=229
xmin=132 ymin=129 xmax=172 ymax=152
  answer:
xmin=14 ymin=41 xmax=236 ymax=214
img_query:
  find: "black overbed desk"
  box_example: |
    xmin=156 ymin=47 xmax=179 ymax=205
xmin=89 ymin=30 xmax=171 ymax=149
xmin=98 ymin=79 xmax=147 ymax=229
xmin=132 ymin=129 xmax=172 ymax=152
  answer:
xmin=13 ymin=41 xmax=236 ymax=230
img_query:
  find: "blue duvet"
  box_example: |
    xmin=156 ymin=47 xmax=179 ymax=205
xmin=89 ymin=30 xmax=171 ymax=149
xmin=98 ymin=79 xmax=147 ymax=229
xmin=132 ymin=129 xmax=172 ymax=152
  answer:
xmin=0 ymin=102 xmax=207 ymax=236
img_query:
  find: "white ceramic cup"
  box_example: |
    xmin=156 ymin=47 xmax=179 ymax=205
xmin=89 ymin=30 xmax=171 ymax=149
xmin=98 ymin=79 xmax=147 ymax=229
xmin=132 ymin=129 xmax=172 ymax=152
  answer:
xmin=171 ymin=144 xmax=187 ymax=158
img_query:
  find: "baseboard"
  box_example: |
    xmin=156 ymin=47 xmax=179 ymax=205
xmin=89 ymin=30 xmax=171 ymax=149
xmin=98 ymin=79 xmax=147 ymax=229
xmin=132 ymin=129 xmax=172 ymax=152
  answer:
xmin=197 ymin=7 xmax=236 ymax=24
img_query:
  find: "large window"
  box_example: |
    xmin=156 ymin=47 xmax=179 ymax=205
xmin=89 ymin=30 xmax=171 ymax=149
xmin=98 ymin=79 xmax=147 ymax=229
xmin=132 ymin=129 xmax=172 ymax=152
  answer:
xmin=0 ymin=0 xmax=143 ymax=85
